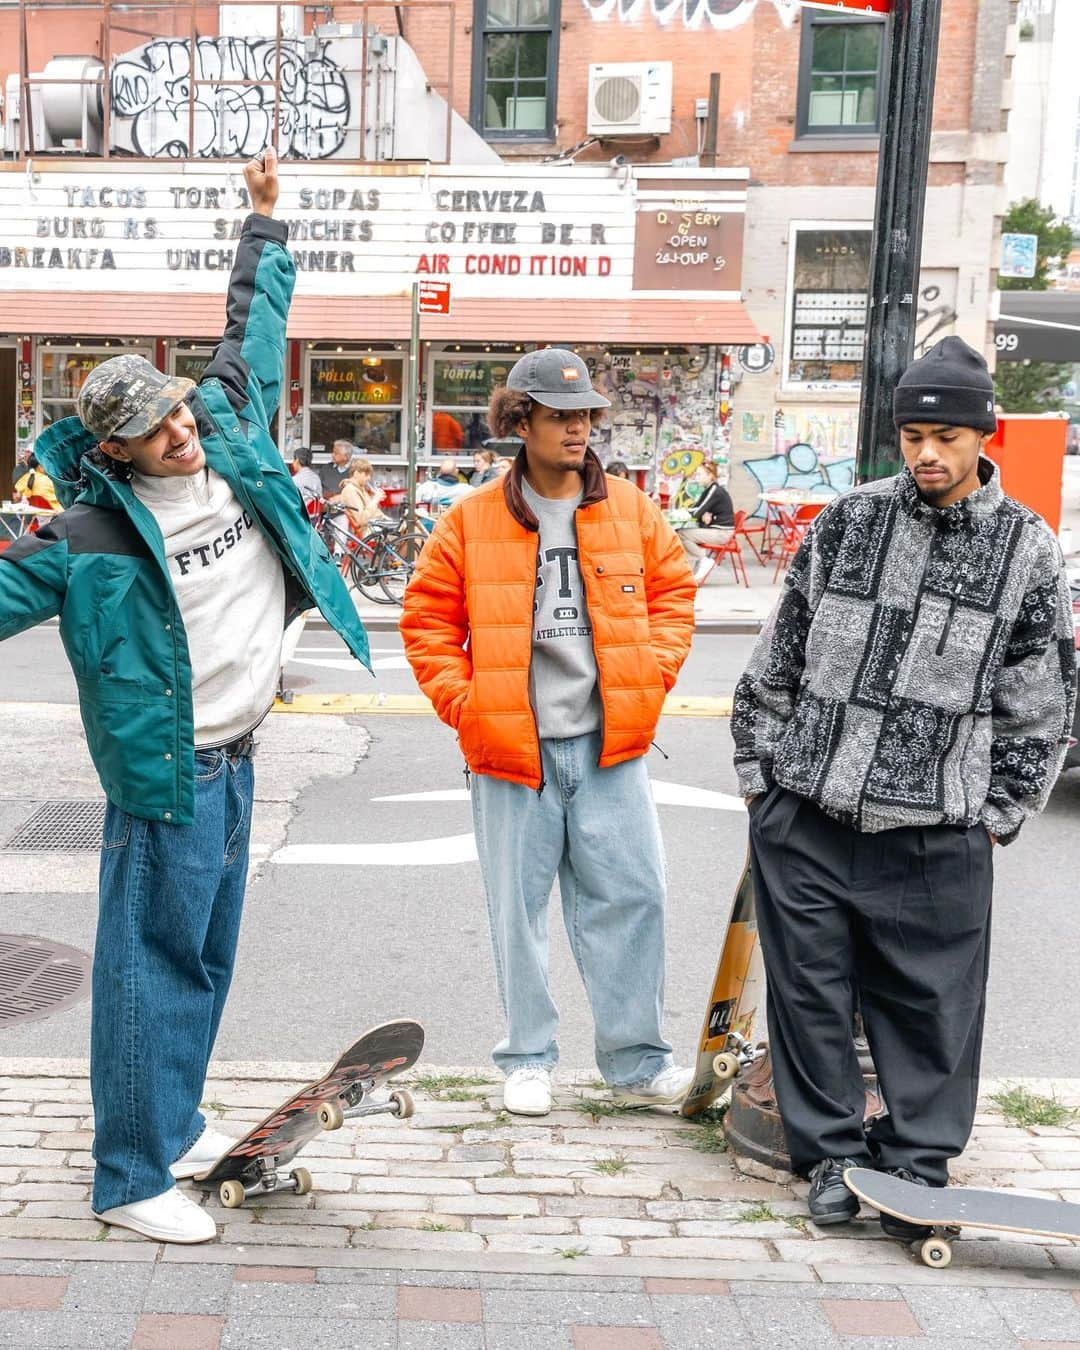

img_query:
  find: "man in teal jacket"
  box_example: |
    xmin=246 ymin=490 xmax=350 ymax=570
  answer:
xmin=0 ymin=148 xmax=370 ymax=1243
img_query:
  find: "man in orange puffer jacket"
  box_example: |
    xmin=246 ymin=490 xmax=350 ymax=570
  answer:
xmin=402 ymin=348 xmax=696 ymax=1117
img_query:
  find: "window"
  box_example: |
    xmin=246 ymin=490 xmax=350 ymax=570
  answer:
xmin=471 ymin=0 xmax=559 ymax=141
xmin=37 ymin=343 xmax=150 ymax=432
xmin=428 ymin=354 xmax=509 ymax=451
xmin=784 ymin=225 xmax=872 ymax=390
xmin=304 ymin=350 xmax=405 ymax=458
xmin=796 ymin=14 xmax=886 ymax=138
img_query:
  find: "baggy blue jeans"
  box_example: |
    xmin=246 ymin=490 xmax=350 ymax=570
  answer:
xmin=90 ymin=746 xmax=254 ymax=1212
xmin=470 ymin=732 xmax=673 ymax=1086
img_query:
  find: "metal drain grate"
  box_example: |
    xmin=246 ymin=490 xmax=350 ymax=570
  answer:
xmin=0 ymin=936 xmax=92 ymax=1026
xmin=2 ymin=800 xmax=106 ymax=853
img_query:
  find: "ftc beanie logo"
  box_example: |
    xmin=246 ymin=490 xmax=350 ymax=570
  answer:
xmin=919 ymin=394 xmax=940 ymax=406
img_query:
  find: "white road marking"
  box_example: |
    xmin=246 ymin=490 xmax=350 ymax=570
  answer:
xmin=369 ymin=781 xmax=744 ymax=811
xmin=274 ymin=833 xmax=479 ymax=866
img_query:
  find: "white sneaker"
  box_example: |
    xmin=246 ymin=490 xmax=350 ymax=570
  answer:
xmin=94 ymin=1186 xmax=217 ymax=1244
xmin=170 ymin=1126 xmax=237 ymax=1180
xmin=503 ymin=1065 xmax=553 ymax=1116
xmin=611 ymin=1063 xmax=694 ymax=1107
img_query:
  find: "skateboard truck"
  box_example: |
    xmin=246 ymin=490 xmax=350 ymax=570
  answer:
xmin=219 ymin=1156 xmax=313 ymax=1209
xmin=316 ymin=1080 xmax=415 ymax=1132
xmin=711 ymin=1033 xmax=764 ymax=1084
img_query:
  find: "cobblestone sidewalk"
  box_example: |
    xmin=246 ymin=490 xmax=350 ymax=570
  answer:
xmin=0 ymin=1061 xmax=1078 ymax=1347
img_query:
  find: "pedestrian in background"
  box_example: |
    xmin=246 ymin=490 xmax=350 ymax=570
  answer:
xmin=678 ymin=460 xmax=734 ymax=579
xmin=12 ymin=453 xmax=61 ymax=510
xmin=605 ymin=459 xmax=630 ymax=480
xmin=319 ymin=439 xmax=355 ymax=502
xmin=471 ymin=448 xmax=500 ymax=485
xmin=733 ymin=336 xmax=1076 ymax=1236
xmin=291 ymin=446 xmax=322 ymax=506
xmin=403 ymin=347 xmax=696 ymax=1118
xmin=340 ymin=456 xmax=387 ymax=534
xmin=0 ymin=147 xmax=370 ymax=1244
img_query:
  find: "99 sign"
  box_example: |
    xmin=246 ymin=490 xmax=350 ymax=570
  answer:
xmin=995 ymin=333 xmax=1019 ymax=352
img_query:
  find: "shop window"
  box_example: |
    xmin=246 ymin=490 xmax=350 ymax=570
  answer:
xmin=37 ymin=344 xmax=150 ymax=431
xmin=795 ymin=14 xmax=886 ymax=139
xmin=305 ymin=352 xmax=405 ymax=458
xmin=471 ymin=0 xmax=559 ymax=141
xmin=429 ymin=354 xmax=514 ymax=451
xmin=173 ymin=343 xmax=281 ymax=448
xmin=784 ymin=226 xmax=872 ymax=390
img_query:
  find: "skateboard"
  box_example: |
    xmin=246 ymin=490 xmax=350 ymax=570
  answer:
xmin=195 ymin=1018 xmax=425 ymax=1209
xmin=681 ymin=844 xmax=766 ymax=1118
xmin=844 ymin=1166 xmax=1080 ymax=1269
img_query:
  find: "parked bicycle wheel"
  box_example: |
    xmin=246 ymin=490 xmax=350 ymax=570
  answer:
xmin=349 ymin=544 xmax=394 ymax=604
xmin=379 ymin=532 xmax=426 ymax=603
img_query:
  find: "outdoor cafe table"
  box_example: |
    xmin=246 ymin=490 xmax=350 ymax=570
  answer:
xmin=0 ymin=502 xmax=59 ymax=542
xmin=759 ymin=487 xmax=836 ymax=554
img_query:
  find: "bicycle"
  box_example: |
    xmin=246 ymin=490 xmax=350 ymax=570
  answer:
xmin=313 ymin=505 xmax=425 ymax=605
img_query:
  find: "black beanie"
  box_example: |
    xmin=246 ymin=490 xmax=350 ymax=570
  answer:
xmin=893 ymin=336 xmax=997 ymax=434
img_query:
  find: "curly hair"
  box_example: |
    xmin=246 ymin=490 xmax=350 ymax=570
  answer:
xmin=488 ymin=387 xmax=606 ymax=439
xmin=84 ymin=446 xmax=133 ymax=483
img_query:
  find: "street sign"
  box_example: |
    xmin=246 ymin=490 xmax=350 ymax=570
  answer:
xmin=798 ymin=1 xmax=891 ymax=12
xmin=737 ymin=342 xmax=776 ymax=375
xmin=1001 ymin=232 xmax=1039 ymax=280
xmin=417 ymin=280 xmax=452 ymax=315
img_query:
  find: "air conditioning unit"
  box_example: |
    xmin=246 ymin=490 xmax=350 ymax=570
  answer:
xmin=587 ymin=62 xmax=672 ymax=137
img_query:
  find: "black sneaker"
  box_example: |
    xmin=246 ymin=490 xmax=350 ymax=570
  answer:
xmin=877 ymin=1167 xmax=932 ymax=1243
xmin=806 ymin=1157 xmax=861 ymax=1225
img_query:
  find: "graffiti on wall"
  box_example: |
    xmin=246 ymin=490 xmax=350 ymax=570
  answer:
xmin=914 ymin=279 xmax=959 ymax=357
xmin=580 ymin=0 xmax=798 ymax=30
xmin=111 ymin=38 xmax=350 ymax=159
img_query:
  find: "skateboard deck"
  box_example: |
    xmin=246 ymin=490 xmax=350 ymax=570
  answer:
xmin=681 ymin=844 xmax=766 ymax=1118
xmin=196 ymin=1018 xmax=424 ymax=1207
xmin=844 ymin=1167 xmax=1080 ymax=1268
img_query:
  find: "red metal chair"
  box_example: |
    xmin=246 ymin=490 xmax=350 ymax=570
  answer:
xmin=694 ymin=527 xmax=750 ymax=589
xmin=731 ymin=509 xmax=767 ymax=565
xmin=771 ymin=504 xmax=821 ymax=582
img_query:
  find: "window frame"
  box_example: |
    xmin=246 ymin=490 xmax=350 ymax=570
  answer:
xmin=782 ymin=221 xmax=873 ymax=394
xmin=470 ymin=0 xmax=560 ymax=143
xmin=795 ymin=11 xmax=888 ymax=141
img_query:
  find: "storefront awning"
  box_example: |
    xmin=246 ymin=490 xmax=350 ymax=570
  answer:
xmin=3 ymin=292 xmax=761 ymax=346
xmin=995 ymin=290 xmax=1080 ymax=363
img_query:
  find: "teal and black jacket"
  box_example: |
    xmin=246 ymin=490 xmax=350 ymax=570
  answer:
xmin=0 ymin=213 xmax=371 ymax=825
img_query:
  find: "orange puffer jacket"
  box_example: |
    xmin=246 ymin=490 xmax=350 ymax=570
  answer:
xmin=401 ymin=449 xmax=696 ymax=790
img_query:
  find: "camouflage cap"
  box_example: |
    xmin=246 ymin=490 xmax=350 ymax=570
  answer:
xmin=77 ymin=354 xmax=196 ymax=442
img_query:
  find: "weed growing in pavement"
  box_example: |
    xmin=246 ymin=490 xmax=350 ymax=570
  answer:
xmin=355 ymin=1221 xmax=376 ymax=1231
xmin=558 ymin=1247 xmax=587 ymax=1259
xmin=421 ymin=1220 xmax=451 ymax=1232
xmin=782 ymin=1215 xmax=809 ymax=1233
xmin=676 ymin=1125 xmax=727 ymax=1154
xmin=572 ymin=1097 xmax=632 ymax=1121
xmin=91 ymin=1226 xmax=110 ymax=1242
xmin=415 ymin=1073 xmax=493 ymax=1101
xmin=592 ymin=1155 xmax=629 ymax=1176
xmin=200 ymin=1100 xmax=227 ymax=1118
xmin=990 ymin=1084 xmax=1077 ymax=1129
xmin=735 ymin=1202 xmax=779 ymax=1223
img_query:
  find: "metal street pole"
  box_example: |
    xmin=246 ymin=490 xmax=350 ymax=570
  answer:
xmin=405 ymin=281 xmax=421 ymax=531
xmin=855 ymin=0 xmax=944 ymax=483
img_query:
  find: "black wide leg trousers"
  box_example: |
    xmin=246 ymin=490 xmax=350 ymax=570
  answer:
xmin=749 ymin=785 xmax=994 ymax=1185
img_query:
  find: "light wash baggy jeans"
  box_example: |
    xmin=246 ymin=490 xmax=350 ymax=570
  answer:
xmin=470 ymin=731 xmax=674 ymax=1085
xmin=90 ymin=745 xmax=254 ymax=1213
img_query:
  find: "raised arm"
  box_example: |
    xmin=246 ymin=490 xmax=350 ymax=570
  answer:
xmin=202 ymin=146 xmax=294 ymax=427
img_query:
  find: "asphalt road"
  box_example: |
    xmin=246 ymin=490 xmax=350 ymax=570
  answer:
xmin=1 ymin=621 xmax=1079 ymax=1079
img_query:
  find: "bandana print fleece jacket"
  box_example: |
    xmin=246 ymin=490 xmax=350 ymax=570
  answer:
xmin=732 ymin=459 xmax=1076 ymax=844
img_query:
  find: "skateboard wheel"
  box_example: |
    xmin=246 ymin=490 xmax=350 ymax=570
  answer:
xmin=317 ymin=1099 xmax=345 ymax=1131
xmin=920 ymin=1238 xmax=952 ymax=1268
xmin=219 ymin=1180 xmax=245 ymax=1209
xmin=290 ymin=1167 xmax=313 ymax=1196
xmin=390 ymin=1089 xmax=415 ymax=1119
xmin=712 ymin=1052 xmax=741 ymax=1082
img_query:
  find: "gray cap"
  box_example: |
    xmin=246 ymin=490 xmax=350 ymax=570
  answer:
xmin=77 ymin=354 xmax=196 ymax=442
xmin=505 ymin=348 xmax=611 ymax=411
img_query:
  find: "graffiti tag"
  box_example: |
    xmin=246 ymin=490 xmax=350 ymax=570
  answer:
xmin=111 ymin=38 xmax=349 ymax=159
xmin=580 ymin=0 xmax=799 ymax=31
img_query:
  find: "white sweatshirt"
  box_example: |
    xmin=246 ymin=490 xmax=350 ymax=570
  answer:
xmin=132 ymin=467 xmax=286 ymax=748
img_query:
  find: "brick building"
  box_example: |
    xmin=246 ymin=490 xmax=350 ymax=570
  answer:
xmin=0 ymin=0 xmax=1016 ymax=509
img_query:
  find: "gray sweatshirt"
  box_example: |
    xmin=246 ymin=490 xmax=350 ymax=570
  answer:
xmin=522 ymin=478 xmax=603 ymax=741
